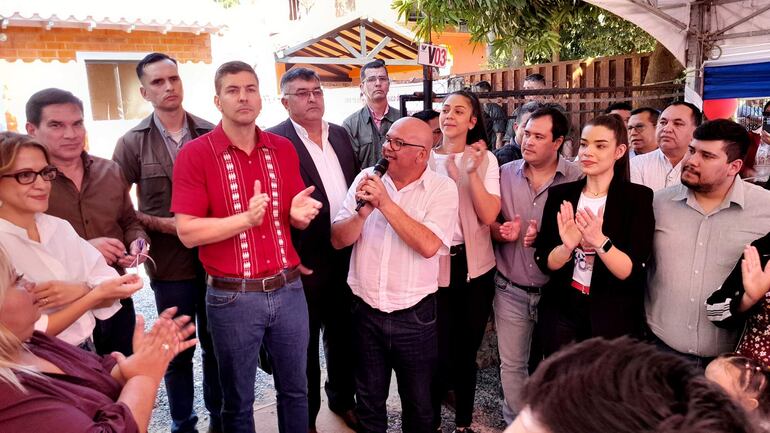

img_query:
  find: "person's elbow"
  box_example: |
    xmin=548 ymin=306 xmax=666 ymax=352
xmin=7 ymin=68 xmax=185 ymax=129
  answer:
xmin=419 ymin=237 xmax=443 ymax=259
xmin=478 ymin=197 xmax=501 ymax=226
xmin=175 ymin=215 xmax=201 ymax=248
xmin=330 ymin=222 xmax=353 ymax=250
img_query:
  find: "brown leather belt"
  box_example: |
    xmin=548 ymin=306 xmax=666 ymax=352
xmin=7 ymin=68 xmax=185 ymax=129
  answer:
xmin=207 ymin=267 xmax=301 ymax=293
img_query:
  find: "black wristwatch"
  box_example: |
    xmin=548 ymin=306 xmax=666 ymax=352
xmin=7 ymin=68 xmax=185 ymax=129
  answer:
xmin=597 ymin=237 xmax=613 ymax=254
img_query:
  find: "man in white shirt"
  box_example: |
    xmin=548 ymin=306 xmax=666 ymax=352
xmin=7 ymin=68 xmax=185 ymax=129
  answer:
xmin=267 ymin=68 xmax=360 ymax=433
xmin=631 ymin=102 xmax=702 ymax=192
xmin=331 ymin=117 xmax=458 ymax=433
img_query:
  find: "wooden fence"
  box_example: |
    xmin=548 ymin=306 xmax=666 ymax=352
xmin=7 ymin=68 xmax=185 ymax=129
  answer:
xmin=441 ymin=53 xmax=688 ymax=154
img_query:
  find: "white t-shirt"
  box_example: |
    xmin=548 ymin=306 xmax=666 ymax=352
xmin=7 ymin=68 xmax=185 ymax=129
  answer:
xmin=571 ymin=193 xmax=607 ymax=292
xmin=431 ymin=150 xmax=500 ymax=245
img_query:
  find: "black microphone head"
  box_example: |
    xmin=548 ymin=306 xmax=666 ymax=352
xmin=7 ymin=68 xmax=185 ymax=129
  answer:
xmin=373 ymin=158 xmax=389 ymax=175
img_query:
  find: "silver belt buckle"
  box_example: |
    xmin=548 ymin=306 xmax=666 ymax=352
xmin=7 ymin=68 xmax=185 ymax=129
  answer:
xmin=262 ymin=272 xmax=283 ymax=293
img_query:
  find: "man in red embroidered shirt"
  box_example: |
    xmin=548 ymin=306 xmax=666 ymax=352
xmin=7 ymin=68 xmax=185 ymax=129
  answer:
xmin=171 ymin=61 xmax=322 ymax=433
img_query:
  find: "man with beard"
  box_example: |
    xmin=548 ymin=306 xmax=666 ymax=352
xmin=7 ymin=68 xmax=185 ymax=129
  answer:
xmin=631 ymin=102 xmax=701 ymax=192
xmin=646 ymin=119 xmax=770 ymax=366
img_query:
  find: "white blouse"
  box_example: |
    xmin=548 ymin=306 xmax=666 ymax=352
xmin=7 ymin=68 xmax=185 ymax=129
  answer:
xmin=0 ymin=213 xmax=120 ymax=346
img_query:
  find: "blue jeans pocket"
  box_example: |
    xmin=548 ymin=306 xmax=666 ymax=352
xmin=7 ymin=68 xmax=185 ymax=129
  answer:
xmin=206 ymin=287 xmax=241 ymax=307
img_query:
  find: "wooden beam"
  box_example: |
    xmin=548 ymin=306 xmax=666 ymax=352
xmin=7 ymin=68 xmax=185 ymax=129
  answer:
xmin=334 ymin=36 xmax=363 ymax=58
xmin=277 ymin=56 xmax=417 ymax=66
xmin=359 ymin=23 xmax=367 ymax=57
xmin=367 ymin=36 xmax=391 ymax=59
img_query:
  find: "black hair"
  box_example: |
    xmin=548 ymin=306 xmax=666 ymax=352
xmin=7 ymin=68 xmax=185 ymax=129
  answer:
xmin=280 ymin=67 xmax=321 ymax=93
xmin=605 ymin=101 xmax=633 ymax=113
xmin=474 ymin=80 xmax=492 ymax=92
xmin=359 ymin=59 xmax=387 ymax=81
xmin=516 ymin=101 xmax=543 ymax=124
xmin=25 ymin=88 xmax=83 ymax=127
xmin=630 ymin=107 xmax=660 ymax=125
xmin=521 ymin=337 xmax=757 ymax=433
xmin=524 ymin=73 xmax=546 ymax=85
xmin=136 ymin=52 xmax=177 ymax=80
xmin=584 ymin=114 xmax=630 ymax=182
xmin=528 ymin=106 xmax=570 ymax=141
xmin=444 ymin=90 xmax=488 ymax=145
xmin=692 ymin=119 xmax=751 ymax=162
xmin=412 ymin=109 xmax=439 ymax=122
xmin=214 ymin=61 xmax=258 ymax=95
xmin=669 ymin=101 xmax=704 ymax=126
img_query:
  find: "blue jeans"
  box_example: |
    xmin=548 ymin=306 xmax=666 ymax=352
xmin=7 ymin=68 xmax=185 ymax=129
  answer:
xmin=492 ymin=273 xmax=541 ymax=425
xmin=151 ymin=277 xmax=222 ymax=433
xmin=353 ymin=294 xmax=437 ymax=433
xmin=206 ymin=277 xmax=309 ymax=433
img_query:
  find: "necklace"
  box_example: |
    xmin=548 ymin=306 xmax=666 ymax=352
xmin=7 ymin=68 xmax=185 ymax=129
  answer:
xmin=584 ymin=188 xmax=608 ymax=197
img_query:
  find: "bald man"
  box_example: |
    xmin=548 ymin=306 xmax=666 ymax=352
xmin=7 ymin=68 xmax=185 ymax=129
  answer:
xmin=331 ymin=117 xmax=459 ymax=432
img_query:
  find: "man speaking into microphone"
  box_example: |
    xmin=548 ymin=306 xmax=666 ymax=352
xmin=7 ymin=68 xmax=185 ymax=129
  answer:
xmin=332 ymin=117 xmax=458 ymax=433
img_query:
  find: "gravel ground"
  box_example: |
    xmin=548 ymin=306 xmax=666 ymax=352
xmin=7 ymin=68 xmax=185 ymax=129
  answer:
xmin=134 ymin=271 xmax=505 ymax=433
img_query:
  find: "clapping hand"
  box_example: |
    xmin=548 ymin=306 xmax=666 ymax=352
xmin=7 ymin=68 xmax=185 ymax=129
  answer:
xmin=556 ymin=201 xmax=582 ymax=251
xmin=575 ymin=206 xmax=605 ymax=249
xmin=741 ymin=245 xmax=770 ymax=306
xmin=522 ymin=219 xmax=538 ymax=248
xmin=445 ymin=154 xmax=460 ymax=181
xmin=499 ymin=215 xmax=522 ymax=242
xmin=463 ymin=140 xmax=486 ymax=173
xmin=290 ymin=186 xmax=322 ymax=228
xmin=246 ymin=180 xmax=269 ymax=227
xmin=112 ymin=307 xmax=197 ymax=383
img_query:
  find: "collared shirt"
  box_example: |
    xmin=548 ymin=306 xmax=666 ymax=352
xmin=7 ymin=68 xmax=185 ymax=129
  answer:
xmin=47 ymin=153 xmax=146 ymax=267
xmin=495 ymin=158 xmax=583 ymax=287
xmin=290 ymin=119 xmax=348 ymax=225
xmin=334 ymin=167 xmax=458 ymax=312
xmin=0 ymin=214 xmax=120 ymax=346
xmin=342 ymin=104 xmax=402 ymax=169
xmin=114 ymin=111 xmax=214 ymax=281
xmin=646 ymin=178 xmax=770 ymax=357
xmin=171 ymin=123 xmax=305 ymax=279
xmin=153 ymin=113 xmax=191 ymax=161
xmin=368 ymin=104 xmax=389 ymax=130
xmin=630 ymin=148 xmax=683 ymax=192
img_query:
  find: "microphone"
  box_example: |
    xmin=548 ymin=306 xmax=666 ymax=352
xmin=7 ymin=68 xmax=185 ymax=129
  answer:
xmin=355 ymin=158 xmax=389 ymax=212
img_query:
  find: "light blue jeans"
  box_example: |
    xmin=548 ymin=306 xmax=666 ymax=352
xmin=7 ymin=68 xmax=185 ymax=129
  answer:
xmin=492 ymin=272 xmax=541 ymax=425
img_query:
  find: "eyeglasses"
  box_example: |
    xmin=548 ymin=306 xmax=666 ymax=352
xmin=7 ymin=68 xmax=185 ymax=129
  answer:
xmin=284 ymin=88 xmax=324 ymax=100
xmin=1 ymin=166 xmax=58 ymax=185
xmin=627 ymin=124 xmax=648 ymax=133
xmin=383 ymin=137 xmax=425 ymax=151
xmin=364 ymin=76 xmax=390 ymax=84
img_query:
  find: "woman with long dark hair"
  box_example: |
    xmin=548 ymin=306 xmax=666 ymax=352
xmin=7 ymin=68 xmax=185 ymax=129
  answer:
xmin=534 ymin=114 xmax=654 ymax=355
xmin=430 ymin=90 xmax=500 ymax=433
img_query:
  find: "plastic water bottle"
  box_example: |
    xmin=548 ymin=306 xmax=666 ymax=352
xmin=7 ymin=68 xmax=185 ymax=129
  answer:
xmin=755 ymin=141 xmax=770 ymax=183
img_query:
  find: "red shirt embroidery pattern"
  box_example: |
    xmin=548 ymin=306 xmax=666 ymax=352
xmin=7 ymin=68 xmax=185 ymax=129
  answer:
xmin=171 ymin=123 xmax=304 ymax=278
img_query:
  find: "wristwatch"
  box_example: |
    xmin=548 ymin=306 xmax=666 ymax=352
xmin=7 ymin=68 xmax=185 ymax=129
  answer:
xmin=597 ymin=237 xmax=613 ymax=254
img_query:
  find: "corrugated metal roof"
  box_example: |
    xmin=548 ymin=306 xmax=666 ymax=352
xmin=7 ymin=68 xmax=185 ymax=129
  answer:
xmin=0 ymin=0 xmax=228 ymax=34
